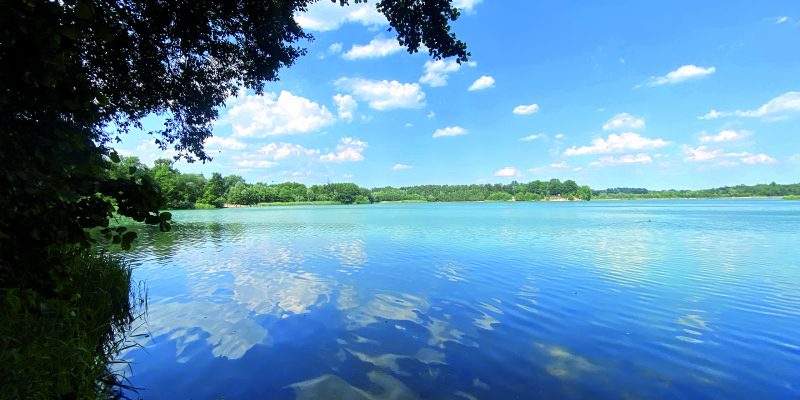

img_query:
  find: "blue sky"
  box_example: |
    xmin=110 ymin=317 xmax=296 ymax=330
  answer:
xmin=116 ymin=0 xmax=800 ymax=190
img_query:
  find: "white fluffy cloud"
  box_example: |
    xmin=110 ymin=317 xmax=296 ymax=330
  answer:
xmin=392 ymin=163 xmax=412 ymax=170
xmin=468 ymin=75 xmax=495 ymax=91
xmin=699 ymin=129 xmax=751 ymax=143
xmin=226 ymin=90 xmax=335 ymax=137
xmin=563 ymin=132 xmax=669 ymax=156
xmin=603 ymin=112 xmax=645 ymax=131
xmin=699 ymin=92 xmax=800 ymax=120
xmin=682 ymin=145 xmax=776 ymax=165
xmin=258 ymin=143 xmax=319 ymax=160
xmin=328 ymin=42 xmax=343 ymax=54
xmin=494 ymin=167 xmax=522 ymax=178
xmin=204 ymin=136 xmax=246 ymax=150
xmin=589 ymin=154 xmax=653 ymax=168
xmin=320 ymin=137 xmax=368 ymax=163
xmin=295 ymin=1 xmax=387 ymax=32
xmin=343 ymin=37 xmax=403 ymax=60
xmin=683 ymin=146 xmax=725 ymax=162
xmin=776 ymin=16 xmax=790 ymax=24
xmin=432 ymin=126 xmax=468 ymax=138
xmin=644 ymin=64 xmax=716 ymax=86
xmin=333 ymin=94 xmax=358 ymax=121
xmin=419 ymin=59 xmax=476 ymax=87
xmin=520 ymin=134 xmax=546 ymax=141
xmin=741 ymin=154 xmax=777 ymax=164
xmin=513 ymin=103 xmax=540 ymax=115
xmin=335 ymin=78 xmax=425 ymax=110
xmin=453 ymin=0 xmax=483 ymax=12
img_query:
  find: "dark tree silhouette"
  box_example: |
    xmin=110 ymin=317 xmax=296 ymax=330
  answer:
xmin=0 ymin=0 xmax=470 ymax=287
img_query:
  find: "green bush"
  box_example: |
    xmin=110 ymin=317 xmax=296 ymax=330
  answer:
xmin=193 ymin=202 xmax=217 ymax=209
xmin=354 ymin=195 xmax=371 ymax=204
xmin=0 ymin=251 xmax=142 ymax=399
xmin=487 ymin=192 xmax=513 ymax=202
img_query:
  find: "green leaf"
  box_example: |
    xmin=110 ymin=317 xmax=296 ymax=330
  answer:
xmin=109 ymin=150 xmax=121 ymax=163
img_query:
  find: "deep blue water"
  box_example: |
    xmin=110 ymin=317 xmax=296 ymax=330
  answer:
xmin=120 ymin=200 xmax=800 ymax=399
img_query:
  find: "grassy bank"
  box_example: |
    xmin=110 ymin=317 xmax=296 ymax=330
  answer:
xmin=0 ymin=251 xmax=142 ymax=399
xmin=784 ymin=195 xmax=800 ymax=200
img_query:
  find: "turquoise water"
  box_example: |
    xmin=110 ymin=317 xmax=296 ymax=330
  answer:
xmin=120 ymin=200 xmax=800 ymax=399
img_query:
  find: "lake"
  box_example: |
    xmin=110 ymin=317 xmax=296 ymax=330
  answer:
xmin=119 ymin=200 xmax=800 ymax=399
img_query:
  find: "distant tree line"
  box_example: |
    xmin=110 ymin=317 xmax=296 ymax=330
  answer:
xmin=593 ymin=182 xmax=800 ymax=199
xmin=113 ymin=157 xmax=593 ymax=209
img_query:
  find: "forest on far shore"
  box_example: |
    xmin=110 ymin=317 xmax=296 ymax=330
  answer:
xmin=113 ymin=157 xmax=593 ymax=209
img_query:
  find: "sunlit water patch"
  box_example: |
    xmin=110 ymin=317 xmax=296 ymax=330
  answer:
xmin=118 ymin=200 xmax=800 ymax=399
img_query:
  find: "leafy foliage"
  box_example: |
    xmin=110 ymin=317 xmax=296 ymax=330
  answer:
xmin=0 ymin=252 xmax=143 ymax=399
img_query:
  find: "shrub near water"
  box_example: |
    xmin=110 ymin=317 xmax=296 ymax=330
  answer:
xmin=0 ymin=252 xmax=142 ymax=399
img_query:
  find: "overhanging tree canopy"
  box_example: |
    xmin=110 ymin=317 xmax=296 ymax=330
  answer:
xmin=0 ymin=0 xmax=469 ymax=287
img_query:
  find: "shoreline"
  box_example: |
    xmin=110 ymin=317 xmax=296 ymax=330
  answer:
xmin=594 ymin=196 xmax=790 ymax=201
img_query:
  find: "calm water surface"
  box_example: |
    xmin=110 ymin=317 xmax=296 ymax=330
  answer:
xmin=120 ymin=200 xmax=800 ymax=399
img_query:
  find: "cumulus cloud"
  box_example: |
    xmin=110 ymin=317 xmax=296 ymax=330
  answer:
xmin=419 ymin=59 xmax=476 ymax=87
xmin=682 ymin=145 xmax=776 ymax=165
xmin=343 ymin=37 xmax=403 ymax=60
xmin=333 ymin=94 xmax=358 ymax=121
xmin=225 ymin=90 xmax=335 ymax=137
xmin=328 ymin=42 xmax=343 ymax=54
xmin=699 ymin=92 xmax=800 ymax=120
xmin=741 ymin=154 xmax=777 ymax=164
xmin=563 ymin=132 xmax=669 ymax=156
xmin=320 ymin=137 xmax=368 ymax=162
xmin=555 ymin=134 xmax=565 ymax=140
xmin=295 ymin=1 xmax=387 ymax=32
xmin=258 ymin=143 xmax=319 ymax=160
xmin=603 ymin=112 xmax=645 ymax=131
xmin=336 ymin=78 xmax=426 ymax=110
xmin=392 ymin=163 xmax=412 ymax=170
xmin=453 ymin=0 xmax=483 ymax=13
xmin=520 ymin=134 xmax=546 ymax=141
xmin=513 ymin=103 xmax=540 ymax=115
xmin=589 ymin=153 xmax=653 ymax=168
xmin=204 ymin=136 xmax=246 ymax=150
xmin=683 ymin=146 xmax=725 ymax=162
xmin=643 ymin=64 xmax=716 ymax=87
xmin=698 ymin=129 xmax=751 ymax=143
xmin=468 ymin=75 xmax=495 ymax=91
xmin=494 ymin=167 xmax=522 ymax=178
xmin=432 ymin=126 xmax=468 ymax=138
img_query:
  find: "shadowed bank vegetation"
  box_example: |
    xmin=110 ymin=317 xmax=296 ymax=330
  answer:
xmin=0 ymin=252 xmax=144 ymax=399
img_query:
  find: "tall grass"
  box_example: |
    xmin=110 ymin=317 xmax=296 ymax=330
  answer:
xmin=0 ymin=251 xmax=145 ymax=399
